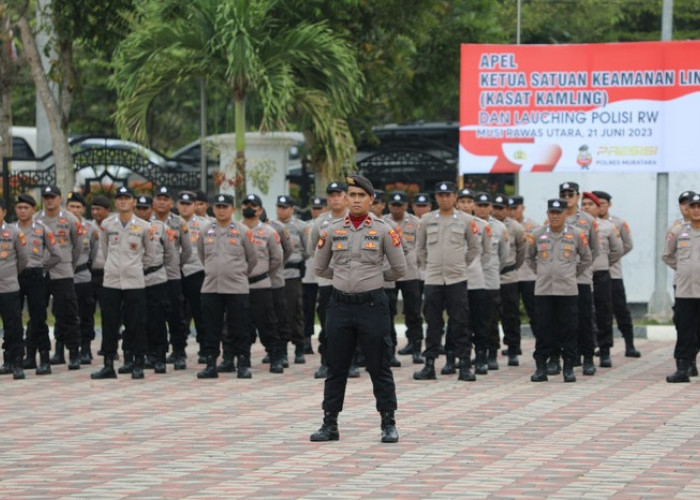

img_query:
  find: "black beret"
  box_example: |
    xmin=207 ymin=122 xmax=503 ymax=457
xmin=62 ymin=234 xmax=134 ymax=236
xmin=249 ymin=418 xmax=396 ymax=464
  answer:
xmin=91 ymin=194 xmax=111 ymax=209
xmin=17 ymin=193 xmax=37 ymax=207
xmin=591 ymin=190 xmax=611 ymax=202
xmin=678 ymin=191 xmax=695 ymax=203
xmin=690 ymin=193 xmax=700 ymax=206
xmin=67 ymin=192 xmax=87 ymax=206
xmin=508 ymin=195 xmax=524 ymax=206
xmin=346 ymin=175 xmax=374 ymax=196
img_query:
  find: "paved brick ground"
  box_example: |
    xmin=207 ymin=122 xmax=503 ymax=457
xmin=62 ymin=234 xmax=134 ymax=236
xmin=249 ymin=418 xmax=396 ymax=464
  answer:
xmin=2 ymin=337 xmax=699 ymax=499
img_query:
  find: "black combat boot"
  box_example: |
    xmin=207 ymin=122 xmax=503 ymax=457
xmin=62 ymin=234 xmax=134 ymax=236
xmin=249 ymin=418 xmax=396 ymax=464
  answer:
xmin=348 ymin=363 xmax=360 ymax=378
xmin=441 ymin=351 xmax=456 ymax=375
xmin=36 ymin=350 xmax=52 ymax=375
xmin=487 ymin=349 xmax=499 ymax=370
xmin=68 ymin=348 xmax=81 ymax=370
xmin=546 ymin=354 xmax=561 ymax=375
xmin=413 ymin=358 xmax=436 ymax=380
xmin=131 ymin=355 xmax=145 ymax=379
xmin=144 ymin=355 xmax=155 ymax=369
xmin=562 ymin=360 xmax=576 ymax=383
xmin=582 ymin=356 xmax=596 ymax=376
xmin=154 ymin=353 xmax=167 ymax=374
xmin=270 ymin=351 xmax=284 ymax=374
xmin=458 ymin=357 xmax=476 ymax=381
xmin=91 ymin=355 xmax=117 ymax=379
xmin=80 ymin=341 xmax=93 ymax=365
xmin=531 ymin=359 xmax=548 ymax=382
xmin=623 ymin=332 xmax=641 ymax=358
xmin=390 ymin=346 xmax=402 ymax=368
xmin=507 ymin=346 xmax=520 ymax=367
xmin=0 ymin=351 xmax=11 ymax=375
xmin=689 ymin=358 xmax=699 ymax=377
xmin=261 ymin=353 xmax=270 ymax=363
xmin=310 ymin=411 xmax=340 ymax=442
xmin=303 ymin=337 xmax=314 ymax=355
xmin=23 ymin=347 xmax=37 ymax=369
xmin=314 ymin=355 xmax=327 ymax=379
xmin=50 ymin=341 xmax=65 ymax=365
xmin=237 ymin=354 xmax=252 ymax=379
xmin=380 ymin=410 xmax=399 ymax=443
xmin=217 ymin=352 xmax=236 ymax=373
xmin=13 ymin=354 xmax=25 ymax=380
xmin=165 ymin=351 xmax=177 ymax=364
xmin=294 ymin=343 xmax=306 ymax=364
xmin=599 ymin=348 xmax=612 ymax=368
xmin=666 ymin=358 xmax=690 ymax=383
xmin=474 ymin=350 xmax=488 ymax=375
xmin=118 ymin=351 xmax=134 ymax=374
xmin=411 ymin=340 xmax=424 ymax=364
xmin=173 ymin=350 xmax=187 ymax=370
xmin=398 ymin=341 xmax=413 ymax=356
xmin=197 ymin=355 xmax=219 ymax=379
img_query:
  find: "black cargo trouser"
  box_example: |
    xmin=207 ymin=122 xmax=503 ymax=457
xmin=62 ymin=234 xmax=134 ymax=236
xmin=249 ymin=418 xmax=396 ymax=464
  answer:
xmin=302 ymin=283 xmax=318 ymax=339
xmin=500 ymin=281 xmax=521 ymax=351
xmin=166 ymin=279 xmax=189 ymax=352
xmin=284 ymin=277 xmax=304 ymax=346
xmin=485 ymin=289 xmax=501 ymax=351
xmin=423 ymin=281 xmax=470 ymax=359
xmin=202 ymin=293 xmax=250 ymax=359
xmin=519 ymin=280 xmax=537 ymax=338
xmin=316 ymin=285 xmax=332 ymax=356
xmin=19 ymin=268 xmax=50 ymax=352
xmin=394 ymin=279 xmax=423 ymax=343
xmin=576 ymin=284 xmax=595 ymax=357
xmin=0 ymin=291 xmax=24 ymax=358
xmin=47 ymin=277 xmax=81 ymax=350
xmin=593 ymin=270 xmax=614 ymax=350
xmin=145 ymin=282 xmax=169 ymax=355
xmin=75 ymin=281 xmax=96 ymax=344
xmin=469 ymin=289 xmax=489 ymax=353
xmin=101 ymin=287 xmax=147 ymax=357
xmin=674 ymin=298 xmax=700 ymax=360
xmin=323 ymin=288 xmax=396 ymax=413
xmin=534 ymin=295 xmax=578 ymax=364
xmin=245 ymin=288 xmax=282 ymax=357
xmin=611 ymin=278 xmax=634 ymax=339
xmin=182 ymin=271 xmax=206 ymax=348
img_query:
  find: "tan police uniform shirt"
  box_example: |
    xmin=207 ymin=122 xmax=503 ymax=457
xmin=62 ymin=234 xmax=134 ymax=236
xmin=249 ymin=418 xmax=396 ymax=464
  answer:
xmin=267 ymin=219 xmax=292 ymax=289
xmin=466 ymin=216 xmax=493 ymax=290
xmin=314 ymin=213 xmax=406 ymax=293
xmin=302 ymin=219 xmax=317 ymax=285
xmin=247 ymin=221 xmax=283 ymax=290
xmin=592 ymin=217 xmax=624 ymax=272
xmin=154 ymin=213 xmax=192 ymax=280
xmin=16 ymin=220 xmax=61 ymax=272
xmin=308 ymin=212 xmax=346 ymax=288
xmin=662 ymin=222 xmax=700 ymax=298
xmin=484 ymin=217 xmax=509 ymax=291
xmin=74 ymin=218 xmax=100 ymax=285
xmin=181 ymin=215 xmax=205 ymax=278
xmin=417 ymin=208 xmax=480 ymax=286
xmin=385 ymin=212 xmax=421 ymax=282
xmin=197 ymin=220 xmax=258 ymax=294
xmin=35 ymin=209 xmax=82 ymax=280
xmin=607 ymin=214 xmax=633 ymax=280
xmin=279 ymin=217 xmax=308 ymax=280
xmin=500 ymin=217 xmax=527 ymax=285
xmin=0 ymin=222 xmax=28 ymax=293
xmin=143 ymin=219 xmax=176 ymax=288
xmin=527 ymin=224 xmax=593 ymax=296
xmin=517 ymin=216 xmax=539 ymax=282
xmin=565 ymin=210 xmax=601 ymax=286
xmin=101 ymin=214 xmax=154 ymax=290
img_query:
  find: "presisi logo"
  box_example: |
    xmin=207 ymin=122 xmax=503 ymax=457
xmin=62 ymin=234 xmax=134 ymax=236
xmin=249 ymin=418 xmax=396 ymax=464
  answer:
xmin=597 ymin=146 xmax=658 ymax=156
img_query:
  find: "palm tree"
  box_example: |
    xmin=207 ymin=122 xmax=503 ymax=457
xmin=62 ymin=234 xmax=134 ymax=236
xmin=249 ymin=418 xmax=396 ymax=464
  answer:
xmin=112 ymin=0 xmax=363 ymax=201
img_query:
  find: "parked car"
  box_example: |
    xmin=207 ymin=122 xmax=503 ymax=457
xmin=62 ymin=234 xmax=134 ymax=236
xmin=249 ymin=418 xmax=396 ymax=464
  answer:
xmin=8 ymin=126 xmax=38 ymax=171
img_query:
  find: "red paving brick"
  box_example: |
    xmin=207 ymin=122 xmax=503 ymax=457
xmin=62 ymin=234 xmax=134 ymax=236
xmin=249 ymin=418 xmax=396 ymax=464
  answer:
xmin=1 ymin=338 xmax=699 ymax=498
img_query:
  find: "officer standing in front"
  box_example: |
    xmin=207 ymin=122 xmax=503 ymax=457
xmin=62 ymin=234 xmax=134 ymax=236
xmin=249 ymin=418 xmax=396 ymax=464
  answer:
xmin=527 ymin=199 xmax=592 ymax=383
xmin=310 ymin=175 xmax=406 ymax=443
xmin=91 ymin=186 xmax=154 ymax=380
xmin=414 ymin=181 xmax=479 ymax=381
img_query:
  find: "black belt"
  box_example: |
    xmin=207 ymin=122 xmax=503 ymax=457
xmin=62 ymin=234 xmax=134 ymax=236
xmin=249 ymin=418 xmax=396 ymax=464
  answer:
xmin=332 ymin=288 xmax=384 ymax=305
xmin=144 ymin=264 xmax=164 ymax=276
xmin=248 ymin=272 xmax=270 ymax=284
xmin=75 ymin=263 xmax=91 ymax=274
xmin=500 ymin=264 xmax=517 ymax=275
xmin=284 ymin=261 xmax=303 ymax=270
xmin=91 ymin=269 xmax=104 ymax=277
xmin=20 ymin=267 xmax=44 ymax=277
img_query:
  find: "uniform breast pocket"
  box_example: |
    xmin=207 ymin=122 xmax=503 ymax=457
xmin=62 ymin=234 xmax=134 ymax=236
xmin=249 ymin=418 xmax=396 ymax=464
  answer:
xmin=678 ymin=240 xmax=692 ymax=260
xmin=537 ymin=242 xmax=551 ymax=260
xmin=449 ymin=226 xmax=464 ymax=244
xmin=427 ymin=227 xmax=439 ymax=245
xmin=360 ymin=242 xmax=380 ymax=263
xmin=560 ymin=243 xmax=575 ymax=260
xmin=332 ymin=241 xmax=350 ymax=264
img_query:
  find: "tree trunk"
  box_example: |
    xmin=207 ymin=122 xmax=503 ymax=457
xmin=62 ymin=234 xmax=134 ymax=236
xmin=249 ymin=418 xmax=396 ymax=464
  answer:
xmin=233 ymin=95 xmax=246 ymax=203
xmin=0 ymin=8 xmax=16 ymax=165
xmin=17 ymin=15 xmax=74 ymax=194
